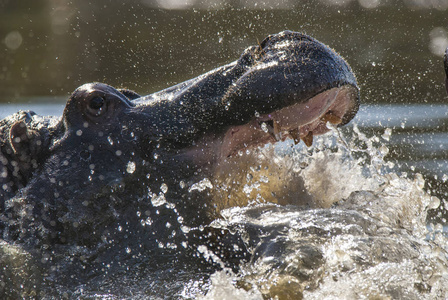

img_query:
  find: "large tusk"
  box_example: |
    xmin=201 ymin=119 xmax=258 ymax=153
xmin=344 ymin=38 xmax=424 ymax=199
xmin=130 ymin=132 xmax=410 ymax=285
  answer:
xmin=302 ymin=131 xmax=314 ymax=147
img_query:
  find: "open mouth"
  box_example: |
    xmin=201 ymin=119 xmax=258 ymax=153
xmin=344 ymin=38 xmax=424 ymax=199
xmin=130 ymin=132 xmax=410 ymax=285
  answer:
xmin=220 ymin=85 xmax=358 ymax=158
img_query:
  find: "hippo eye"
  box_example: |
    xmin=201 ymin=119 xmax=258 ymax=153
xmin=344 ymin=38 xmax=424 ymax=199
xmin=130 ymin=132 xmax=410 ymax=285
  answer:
xmin=90 ymin=96 xmax=104 ymax=109
xmin=87 ymin=96 xmax=106 ymax=116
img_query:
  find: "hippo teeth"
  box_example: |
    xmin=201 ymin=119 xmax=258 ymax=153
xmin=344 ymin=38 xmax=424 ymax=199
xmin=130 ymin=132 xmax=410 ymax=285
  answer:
xmin=259 ymin=120 xmax=282 ymax=141
xmin=273 ymin=119 xmax=281 ymax=136
xmin=290 ymin=128 xmax=300 ymax=145
xmin=302 ymin=131 xmax=314 ymax=147
xmin=214 ymin=86 xmax=358 ymax=159
xmin=257 ymin=109 xmax=342 ymax=148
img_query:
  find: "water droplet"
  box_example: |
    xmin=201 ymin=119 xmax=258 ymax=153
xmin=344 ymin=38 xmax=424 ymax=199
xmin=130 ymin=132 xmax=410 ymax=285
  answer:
xmin=378 ymin=145 xmax=389 ymax=157
xmin=442 ymin=174 xmax=448 ymax=182
xmin=414 ymin=173 xmax=425 ymax=189
xmin=126 ymin=161 xmax=136 ymax=174
xmin=261 ymin=122 xmax=269 ymax=133
xmin=160 ymin=183 xmax=168 ymax=194
xmin=381 ymin=128 xmax=392 ymax=141
xmin=181 ymin=225 xmax=190 ymax=233
xmin=151 ymin=193 xmax=166 ymax=207
xmin=188 ymin=178 xmax=213 ymax=192
xmin=429 ymin=196 xmax=441 ymax=209
xmin=4 ymin=30 xmax=23 ymax=50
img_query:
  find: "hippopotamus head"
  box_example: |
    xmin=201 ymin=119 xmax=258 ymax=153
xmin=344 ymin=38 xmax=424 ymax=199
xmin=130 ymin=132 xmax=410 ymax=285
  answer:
xmin=0 ymin=31 xmax=359 ymax=247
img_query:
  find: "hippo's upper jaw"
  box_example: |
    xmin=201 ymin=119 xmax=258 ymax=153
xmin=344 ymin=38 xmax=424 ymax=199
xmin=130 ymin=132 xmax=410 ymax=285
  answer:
xmin=121 ymin=31 xmax=359 ymax=166
xmin=164 ymin=31 xmax=359 ymax=165
xmin=0 ymin=31 xmax=359 ymax=245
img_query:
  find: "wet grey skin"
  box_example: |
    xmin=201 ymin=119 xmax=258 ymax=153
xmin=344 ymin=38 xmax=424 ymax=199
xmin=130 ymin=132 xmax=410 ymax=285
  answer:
xmin=0 ymin=31 xmax=359 ymax=247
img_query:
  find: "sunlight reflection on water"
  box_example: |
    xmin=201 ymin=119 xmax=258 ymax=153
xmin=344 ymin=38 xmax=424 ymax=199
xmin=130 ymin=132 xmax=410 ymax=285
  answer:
xmin=0 ymin=103 xmax=65 ymax=119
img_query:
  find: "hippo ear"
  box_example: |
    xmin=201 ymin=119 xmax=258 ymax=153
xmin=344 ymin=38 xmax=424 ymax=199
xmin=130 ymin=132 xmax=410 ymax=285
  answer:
xmin=9 ymin=121 xmax=36 ymax=156
xmin=118 ymin=89 xmax=141 ymax=100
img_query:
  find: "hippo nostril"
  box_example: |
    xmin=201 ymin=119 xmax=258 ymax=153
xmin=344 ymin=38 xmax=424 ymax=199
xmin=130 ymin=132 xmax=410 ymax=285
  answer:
xmin=80 ymin=150 xmax=91 ymax=161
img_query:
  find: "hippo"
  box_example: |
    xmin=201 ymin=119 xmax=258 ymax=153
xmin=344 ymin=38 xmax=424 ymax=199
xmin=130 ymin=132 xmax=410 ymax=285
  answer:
xmin=0 ymin=31 xmax=359 ymax=297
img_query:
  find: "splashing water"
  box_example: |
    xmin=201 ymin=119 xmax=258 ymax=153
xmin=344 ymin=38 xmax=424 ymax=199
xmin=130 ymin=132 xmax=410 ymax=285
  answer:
xmin=4 ymin=122 xmax=448 ymax=299
xmin=186 ymin=125 xmax=448 ymax=299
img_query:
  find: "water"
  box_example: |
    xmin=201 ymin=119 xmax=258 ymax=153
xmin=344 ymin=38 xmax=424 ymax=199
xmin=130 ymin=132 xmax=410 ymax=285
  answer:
xmin=1 ymin=102 xmax=448 ymax=299
xmin=198 ymin=121 xmax=448 ymax=299
xmin=2 ymin=1 xmax=448 ymax=298
xmin=1 ymin=1 xmax=447 ymax=106
xmin=0 ymin=103 xmax=65 ymax=119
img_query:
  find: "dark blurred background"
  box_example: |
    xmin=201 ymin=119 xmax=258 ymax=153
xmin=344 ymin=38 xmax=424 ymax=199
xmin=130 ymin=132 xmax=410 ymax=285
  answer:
xmin=0 ymin=0 xmax=447 ymax=104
